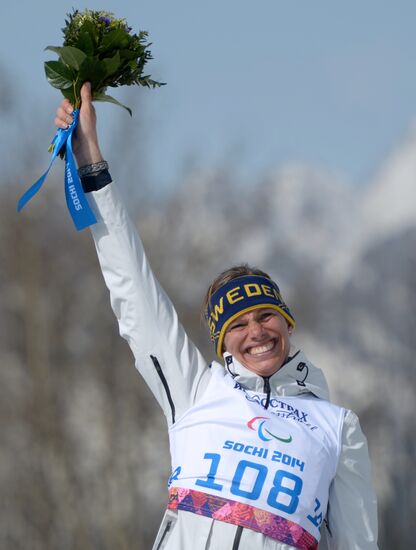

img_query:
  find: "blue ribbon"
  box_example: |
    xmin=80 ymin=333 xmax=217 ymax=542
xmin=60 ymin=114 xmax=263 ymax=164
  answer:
xmin=17 ymin=109 xmax=97 ymax=231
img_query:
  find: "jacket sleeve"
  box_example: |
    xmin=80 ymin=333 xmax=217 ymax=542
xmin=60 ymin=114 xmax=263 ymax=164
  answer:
xmin=86 ymin=182 xmax=210 ymax=425
xmin=322 ymin=409 xmax=378 ymax=549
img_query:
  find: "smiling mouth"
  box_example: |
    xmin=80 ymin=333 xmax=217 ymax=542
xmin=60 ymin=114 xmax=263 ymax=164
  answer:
xmin=247 ymin=340 xmax=276 ymax=356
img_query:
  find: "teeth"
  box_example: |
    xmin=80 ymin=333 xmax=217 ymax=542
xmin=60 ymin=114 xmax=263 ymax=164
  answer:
xmin=249 ymin=341 xmax=274 ymax=355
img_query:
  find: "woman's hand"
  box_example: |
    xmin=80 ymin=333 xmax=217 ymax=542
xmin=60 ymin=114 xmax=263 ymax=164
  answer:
xmin=54 ymin=82 xmax=104 ymax=167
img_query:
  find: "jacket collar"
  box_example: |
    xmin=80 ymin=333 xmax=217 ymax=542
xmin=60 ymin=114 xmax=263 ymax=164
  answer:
xmin=221 ymin=349 xmax=330 ymax=400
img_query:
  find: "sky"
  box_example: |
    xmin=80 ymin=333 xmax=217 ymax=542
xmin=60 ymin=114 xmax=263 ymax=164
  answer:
xmin=3 ymin=0 xmax=416 ymax=188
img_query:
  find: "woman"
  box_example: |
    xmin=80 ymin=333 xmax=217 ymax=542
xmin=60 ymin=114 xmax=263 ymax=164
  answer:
xmin=55 ymin=83 xmax=378 ymax=549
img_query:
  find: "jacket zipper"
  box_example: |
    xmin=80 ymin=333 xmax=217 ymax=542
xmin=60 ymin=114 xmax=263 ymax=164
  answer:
xmin=150 ymin=355 xmax=176 ymax=424
xmin=232 ymin=525 xmax=243 ymax=549
xmin=231 ymin=378 xmax=270 ymax=547
xmin=156 ymin=520 xmax=172 ymax=550
xmin=263 ymin=376 xmax=271 ymax=409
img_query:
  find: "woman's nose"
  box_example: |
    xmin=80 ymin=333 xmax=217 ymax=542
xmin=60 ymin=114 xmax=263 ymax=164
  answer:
xmin=248 ymin=320 xmax=265 ymax=339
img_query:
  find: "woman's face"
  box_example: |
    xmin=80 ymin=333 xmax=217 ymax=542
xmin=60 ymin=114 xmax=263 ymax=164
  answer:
xmin=223 ymin=308 xmax=292 ymax=377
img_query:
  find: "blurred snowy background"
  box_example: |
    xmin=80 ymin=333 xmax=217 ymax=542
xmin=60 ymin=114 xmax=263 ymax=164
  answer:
xmin=1 ymin=1 xmax=415 ymax=548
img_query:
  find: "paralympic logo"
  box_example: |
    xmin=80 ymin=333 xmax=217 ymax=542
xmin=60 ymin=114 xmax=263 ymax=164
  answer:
xmin=247 ymin=416 xmax=293 ymax=443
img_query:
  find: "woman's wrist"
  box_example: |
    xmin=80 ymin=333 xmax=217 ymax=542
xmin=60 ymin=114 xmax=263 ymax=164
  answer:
xmin=75 ymin=143 xmax=104 ymax=167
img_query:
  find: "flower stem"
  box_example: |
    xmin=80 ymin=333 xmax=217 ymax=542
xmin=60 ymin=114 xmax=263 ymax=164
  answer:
xmin=73 ymin=79 xmax=81 ymax=109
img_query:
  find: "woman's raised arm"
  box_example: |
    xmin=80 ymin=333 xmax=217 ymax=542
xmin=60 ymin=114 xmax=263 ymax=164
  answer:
xmin=55 ymin=83 xmax=211 ymax=426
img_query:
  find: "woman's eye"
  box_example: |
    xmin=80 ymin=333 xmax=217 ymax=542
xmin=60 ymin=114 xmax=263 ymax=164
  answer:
xmin=230 ymin=323 xmax=245 ymax=331
xmin=261 ymin=313 xmax=272 ymax=321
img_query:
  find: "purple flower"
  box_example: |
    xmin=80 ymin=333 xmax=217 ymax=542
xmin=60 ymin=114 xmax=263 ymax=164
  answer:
xmin=99 ymin=16 xmax=111 ymax=26
xmin=125 ymin=25 xmax=132 ymax=33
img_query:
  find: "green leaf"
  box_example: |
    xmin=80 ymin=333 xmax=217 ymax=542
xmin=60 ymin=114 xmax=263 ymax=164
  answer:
xmin=139 ymin=77 xmax=165 ymax=89
xmin=100 ymin=28 xmax=130 ymax=53
xmin=61 ymin=88 xmax=76 ymax=105
xmin=76 ymin=31 xmax=94 ymax=56
xmin=93 ymin=92 xmax=132 ymax=116
xmin=103 ymin=51 xmax=121 ymax=76
xmin=79 ymin=20 xmax=99 ymax=47
xmin=60 ymin=46 xmax=87 ymax=70
xmin=44 ymin=61 xmax=74 ymax=89
xmin=78 ymin=57 xmax=107 ymax=88
xmin=44 ymin=45 xmax=64 ymax=56
xmin=118 ymin=48 xmax=139 ymax=61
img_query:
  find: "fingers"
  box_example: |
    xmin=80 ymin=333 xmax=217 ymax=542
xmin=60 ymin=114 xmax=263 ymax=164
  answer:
xmin=52 ymin=82 xmax=100 ymax=166
xmin=78 ymin=82 xmax=97 ymax=135
xmin=55 ymin=99 xmax=74 ymax=129
xmin=54 ymin=82 xmax=94 ymax=131
xmin=79 ymin=82 xmax=96 ymax=123
xmin=80 ymin=81 xmax=92 ymax=104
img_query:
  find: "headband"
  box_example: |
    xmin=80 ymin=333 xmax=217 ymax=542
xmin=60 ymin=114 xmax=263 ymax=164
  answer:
xmin=205 ymin=275 xmax=295 ymax=357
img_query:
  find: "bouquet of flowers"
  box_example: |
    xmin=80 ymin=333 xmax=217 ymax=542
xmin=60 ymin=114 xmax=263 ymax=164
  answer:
xmin=18 ymin=9 xmax=164 ymax=231
xmin=44 ymin=8 xmax=164 ymax=115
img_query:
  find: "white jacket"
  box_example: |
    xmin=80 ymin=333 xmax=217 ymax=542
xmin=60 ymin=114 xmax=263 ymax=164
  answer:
xmin=87 ymin=183 xmax=378 ymax=550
